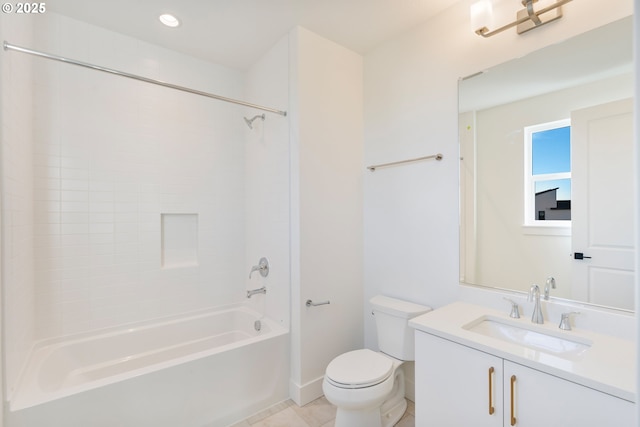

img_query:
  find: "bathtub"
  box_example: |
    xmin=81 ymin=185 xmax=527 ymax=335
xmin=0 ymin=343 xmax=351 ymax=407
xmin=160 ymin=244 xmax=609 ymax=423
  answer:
xmin=7 ymin=303 xmax=289 ymax=427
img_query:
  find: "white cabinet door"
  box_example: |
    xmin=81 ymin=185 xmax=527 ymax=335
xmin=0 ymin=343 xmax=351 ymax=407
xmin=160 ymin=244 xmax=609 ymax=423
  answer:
xmin=505 ymin=360 xmax=635 ymax=427
xmin=415 ymin=332 xmax=503 ymax=427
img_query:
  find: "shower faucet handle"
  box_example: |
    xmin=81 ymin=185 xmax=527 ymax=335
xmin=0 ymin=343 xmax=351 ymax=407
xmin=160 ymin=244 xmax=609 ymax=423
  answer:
xmin=249 ymin=257 xmax=269 ymax=278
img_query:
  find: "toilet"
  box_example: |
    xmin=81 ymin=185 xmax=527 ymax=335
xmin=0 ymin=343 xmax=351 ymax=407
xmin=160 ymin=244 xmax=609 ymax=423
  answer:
xmin=322 ymin=295 xmax=432 ymax=427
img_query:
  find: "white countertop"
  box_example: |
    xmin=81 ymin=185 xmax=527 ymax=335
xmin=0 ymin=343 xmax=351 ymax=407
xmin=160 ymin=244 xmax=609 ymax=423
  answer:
xmin=409 ymin=301 xmax=636 ymax=402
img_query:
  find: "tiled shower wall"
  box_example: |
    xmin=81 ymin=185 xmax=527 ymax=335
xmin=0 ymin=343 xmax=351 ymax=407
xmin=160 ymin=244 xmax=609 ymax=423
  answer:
xmin=2 ymin=11 xmax=291 ymax=399
xmin=1 ymin=13 xmax=36 ymax=399
xmin=244 ymin=35 xmax=290 ymax=328
xmin=29 ymin=13 xmax=247 ymax=338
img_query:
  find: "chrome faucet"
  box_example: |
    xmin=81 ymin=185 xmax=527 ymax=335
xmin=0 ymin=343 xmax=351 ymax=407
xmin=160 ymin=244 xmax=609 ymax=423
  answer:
xmin=558 ymin=311 xmax=580 ymax=330
xmin=503 ymin=297 xmax=520 ymax=319
xmin=249 ymin=257 xmax=269 ymax=279
xmin=246 ymin=286 xmax=267 ymax=298
xmin=544 ymin=276 xmax=556 ymax=300
xmin=528 ymin=284 xmax=544 ymax=324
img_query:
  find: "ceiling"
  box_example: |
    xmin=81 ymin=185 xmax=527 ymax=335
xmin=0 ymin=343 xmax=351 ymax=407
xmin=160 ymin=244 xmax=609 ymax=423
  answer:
xmin=48 ymin=0 xmax=461 ymax=70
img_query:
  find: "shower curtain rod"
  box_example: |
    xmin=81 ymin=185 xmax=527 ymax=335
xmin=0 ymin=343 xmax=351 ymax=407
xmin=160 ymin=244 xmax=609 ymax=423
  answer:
xmin=3 ymin=41 xmax=288 ymax=117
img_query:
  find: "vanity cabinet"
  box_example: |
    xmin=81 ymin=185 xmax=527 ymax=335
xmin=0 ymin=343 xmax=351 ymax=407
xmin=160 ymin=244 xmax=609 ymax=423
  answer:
xmin=415 ymin=331 xmax=635 ymax=426
xmin=415 ymin=331 xmax=503 ymax=426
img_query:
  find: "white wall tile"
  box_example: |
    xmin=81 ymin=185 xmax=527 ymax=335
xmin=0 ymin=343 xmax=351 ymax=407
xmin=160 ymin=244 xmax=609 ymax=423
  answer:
xmin=61 ymin=234 xmax=90 ymax=246
xmin=88 ymin=212 xmax=113 ymax=223
xmin=62 ymin=201 xmax=89 ymax=212
xmin=90 ymin=223 xmax=114 ymax=234
xmin=89 ymin=202 xmax=113 ymax=213
xmin=25 ymin=12 xmax=252 ymax=339
xmin=0 ymin=6 xmax=38 ymax=392
xmin=61 ymin=223 xmax=89 ymax=234
xmin=61 ymin=179 xmax=88 ymax=191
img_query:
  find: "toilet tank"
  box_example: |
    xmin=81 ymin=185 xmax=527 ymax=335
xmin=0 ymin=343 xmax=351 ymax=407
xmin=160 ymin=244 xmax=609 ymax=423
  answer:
xmin=371 ymin=295 xmax=432 ymax=361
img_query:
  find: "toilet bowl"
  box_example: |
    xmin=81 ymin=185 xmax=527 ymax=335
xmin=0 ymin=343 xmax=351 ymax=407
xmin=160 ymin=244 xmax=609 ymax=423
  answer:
xmin=322 ymin=296 xmax=431 ymax=427
xmin=323 ymin=349 xmax=406 ymax=427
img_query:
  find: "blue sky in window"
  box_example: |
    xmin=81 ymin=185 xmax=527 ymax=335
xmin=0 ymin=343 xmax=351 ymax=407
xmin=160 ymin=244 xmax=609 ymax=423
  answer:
xmin=532 ymin=126 xmax=571 ymax=200
xmin=532 ymin=126 xmax=570 ymax=174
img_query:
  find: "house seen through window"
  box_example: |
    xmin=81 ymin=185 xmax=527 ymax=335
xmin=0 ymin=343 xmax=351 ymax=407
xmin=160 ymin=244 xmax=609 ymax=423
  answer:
xmin=524 ymin=119 xmax=571 ymax=225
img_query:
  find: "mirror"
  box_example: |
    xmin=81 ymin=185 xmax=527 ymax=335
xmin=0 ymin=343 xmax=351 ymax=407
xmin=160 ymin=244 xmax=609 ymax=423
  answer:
xmin=459 ymin=16 xmax=635 ymax=311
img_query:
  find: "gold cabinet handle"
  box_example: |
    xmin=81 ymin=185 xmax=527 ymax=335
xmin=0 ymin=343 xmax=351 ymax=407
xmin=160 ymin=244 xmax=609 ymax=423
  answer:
xmin=488 ymin=367 xmax=495 ymax=415
xmin=510 ymin=375 xmax=517 ymax=426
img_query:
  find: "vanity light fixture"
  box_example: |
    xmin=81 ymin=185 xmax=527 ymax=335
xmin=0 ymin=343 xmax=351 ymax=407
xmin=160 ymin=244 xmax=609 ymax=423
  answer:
xmin=472 ymin=0 xmax=573 ymax=38
xmin=159 ymin=13 xmax=180 ymax=28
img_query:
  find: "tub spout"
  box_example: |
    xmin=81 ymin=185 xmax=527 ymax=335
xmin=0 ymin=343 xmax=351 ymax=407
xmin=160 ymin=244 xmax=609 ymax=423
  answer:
xmin=247 ymin=286 xmax=267 ymax=298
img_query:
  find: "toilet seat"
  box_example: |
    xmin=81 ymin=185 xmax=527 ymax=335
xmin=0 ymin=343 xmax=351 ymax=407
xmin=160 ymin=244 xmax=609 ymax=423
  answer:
xmin=325 ymin=349 xmax=393 ymax=389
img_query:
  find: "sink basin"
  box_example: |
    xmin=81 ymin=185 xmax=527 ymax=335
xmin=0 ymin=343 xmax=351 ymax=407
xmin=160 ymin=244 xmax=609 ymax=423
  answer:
xmin=463 ymin=317 xmax=591 ymax=359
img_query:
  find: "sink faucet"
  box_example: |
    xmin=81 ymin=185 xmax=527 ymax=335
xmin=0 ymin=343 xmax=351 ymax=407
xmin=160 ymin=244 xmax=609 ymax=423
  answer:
xmin=544 ymin=276 xmax=556 ymax=300
xmin=528 ymin=284 xmax=544 ymax=324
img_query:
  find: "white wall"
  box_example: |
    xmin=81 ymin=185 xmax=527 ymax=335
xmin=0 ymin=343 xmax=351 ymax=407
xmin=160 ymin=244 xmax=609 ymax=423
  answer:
xmin=289 ymin=27 xmax=364 ymax=405
xmin=0 ymin=13 xmax=36 ymax=407
xmin=635 ymin=1 xmax=640 ymax=424
xmin=363 ymin=0 xmax=634 ymax=348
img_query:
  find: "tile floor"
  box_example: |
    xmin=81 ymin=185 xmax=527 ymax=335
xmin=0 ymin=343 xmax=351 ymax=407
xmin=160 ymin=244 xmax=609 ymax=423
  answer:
xmin=230 ymin=396 xmax=415 ymax=427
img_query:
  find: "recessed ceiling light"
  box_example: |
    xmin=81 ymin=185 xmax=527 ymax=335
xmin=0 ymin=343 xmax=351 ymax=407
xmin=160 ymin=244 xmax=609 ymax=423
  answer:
xmin=159 ymin=14 xmax=180 ymax=28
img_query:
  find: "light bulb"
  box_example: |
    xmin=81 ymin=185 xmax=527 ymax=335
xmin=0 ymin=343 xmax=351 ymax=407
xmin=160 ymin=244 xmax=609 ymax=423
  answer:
xmin=470 ymin=0 xmax=493 ymax=32
xmin=159 ymin=14 xmax=180 ymax=28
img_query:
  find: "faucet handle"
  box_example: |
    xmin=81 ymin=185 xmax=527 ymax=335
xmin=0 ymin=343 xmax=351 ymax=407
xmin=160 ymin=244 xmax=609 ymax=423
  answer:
xmin=527 ymin=284 xmax=540 ymax=302
xmin=559 ymin=311 xmax=580 ymax=331
xmin=249 ymin=257 xmax=269 ymax=278
xmin=544 ymin=276 xmax=556 ymax=300
xmin=503 ymin=298 xmax=520 ymax=319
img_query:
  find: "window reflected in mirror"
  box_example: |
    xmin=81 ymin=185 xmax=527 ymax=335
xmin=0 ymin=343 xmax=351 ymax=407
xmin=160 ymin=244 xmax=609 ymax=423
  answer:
xmin=525 ymin=120 xmax=571 ymax=224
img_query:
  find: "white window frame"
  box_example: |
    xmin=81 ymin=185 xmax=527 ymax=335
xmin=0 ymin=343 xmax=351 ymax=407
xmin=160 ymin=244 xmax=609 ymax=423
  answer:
xmin=523 ymin=119 xmax=571 ymax=231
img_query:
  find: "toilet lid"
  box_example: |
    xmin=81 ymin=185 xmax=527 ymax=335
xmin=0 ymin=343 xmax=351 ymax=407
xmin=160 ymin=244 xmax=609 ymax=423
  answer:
xmin=326 ymin=349 xmax=393 ymax=388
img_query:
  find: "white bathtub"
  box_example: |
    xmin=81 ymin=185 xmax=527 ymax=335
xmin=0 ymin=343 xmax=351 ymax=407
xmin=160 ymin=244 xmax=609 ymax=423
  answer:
xmin=7 ymin=303 xmax=289 ymax=427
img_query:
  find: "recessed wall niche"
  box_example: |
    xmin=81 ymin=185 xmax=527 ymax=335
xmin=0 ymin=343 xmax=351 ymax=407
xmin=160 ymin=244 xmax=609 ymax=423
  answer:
xmin=161 ymin=213 xmax=199 ymax=269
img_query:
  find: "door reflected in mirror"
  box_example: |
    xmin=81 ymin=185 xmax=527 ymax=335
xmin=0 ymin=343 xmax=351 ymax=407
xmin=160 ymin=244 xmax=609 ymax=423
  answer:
xmin=458 ymin=16 xmax=635 ymax=311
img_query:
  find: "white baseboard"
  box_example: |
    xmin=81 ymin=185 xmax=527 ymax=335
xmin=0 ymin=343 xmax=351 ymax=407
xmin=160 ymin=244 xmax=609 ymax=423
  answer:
xmin=289 ymin=376 xmax=325 ymax=406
